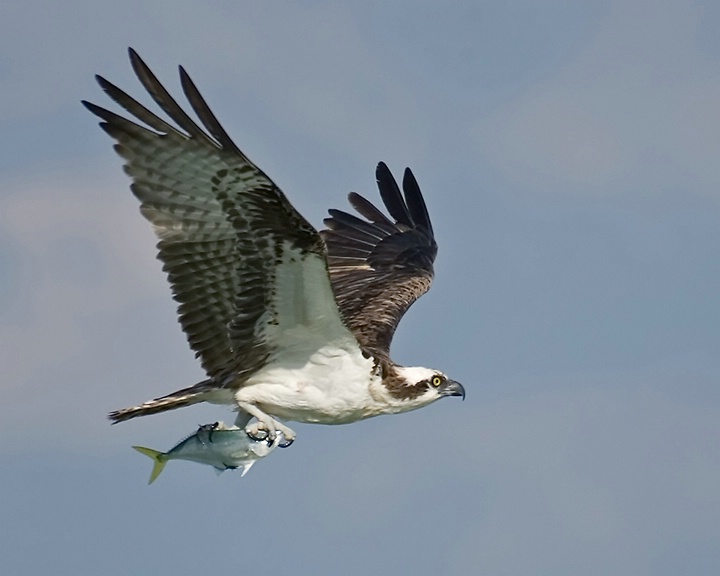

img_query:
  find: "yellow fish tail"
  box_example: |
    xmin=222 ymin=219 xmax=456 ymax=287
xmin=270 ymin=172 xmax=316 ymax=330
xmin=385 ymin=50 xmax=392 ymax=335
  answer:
xmin=132 ymin=446 xmax=167 ymax=484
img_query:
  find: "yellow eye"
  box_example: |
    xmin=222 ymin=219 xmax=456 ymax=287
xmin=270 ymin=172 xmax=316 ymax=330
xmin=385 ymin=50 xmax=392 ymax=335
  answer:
xmin=432 ymin=375 xmax=443 ymax=387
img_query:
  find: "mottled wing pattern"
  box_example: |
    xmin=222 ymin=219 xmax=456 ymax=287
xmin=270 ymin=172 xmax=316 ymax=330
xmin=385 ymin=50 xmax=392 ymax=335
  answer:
xmin=83 ymin=49 xmax=328 ymax=381
xmin=320 ymin=163 xmax=437 ymax=358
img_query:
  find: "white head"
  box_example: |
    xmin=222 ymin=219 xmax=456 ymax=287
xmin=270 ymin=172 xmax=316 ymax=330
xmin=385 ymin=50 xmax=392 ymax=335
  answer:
xmin=384 ymin=365 xmax=465 ymax=408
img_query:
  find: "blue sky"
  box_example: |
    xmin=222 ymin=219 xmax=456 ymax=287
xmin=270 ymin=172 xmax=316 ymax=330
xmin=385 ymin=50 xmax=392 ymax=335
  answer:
xmin=1 ymin=1 xmax=719 ymax=574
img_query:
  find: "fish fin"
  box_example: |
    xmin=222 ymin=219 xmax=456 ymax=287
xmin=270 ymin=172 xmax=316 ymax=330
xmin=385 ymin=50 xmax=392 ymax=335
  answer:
xmin=213 ymin=462 xmax=238 ymax=476
xmin=132 ymin=446 xmax=167 ymax=484
xmin=240 ymin=462 xmax=255 ymax=478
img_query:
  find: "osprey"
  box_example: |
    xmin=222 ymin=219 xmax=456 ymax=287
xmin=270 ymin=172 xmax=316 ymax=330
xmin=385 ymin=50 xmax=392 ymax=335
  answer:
xmin=84 ymin=49 xmax=464 ymax=447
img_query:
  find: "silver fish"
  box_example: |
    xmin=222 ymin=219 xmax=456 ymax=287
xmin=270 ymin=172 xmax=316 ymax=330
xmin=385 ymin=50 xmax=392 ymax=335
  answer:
xmin=133 ymin=422 xmax=282 ymax=483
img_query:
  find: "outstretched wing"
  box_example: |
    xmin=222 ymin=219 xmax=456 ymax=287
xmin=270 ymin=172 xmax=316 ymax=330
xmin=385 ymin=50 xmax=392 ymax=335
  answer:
xmin=320 ymin=163 xmax=437 ymax=359
xmin=83 ymin=48 xmax=350 ymax=382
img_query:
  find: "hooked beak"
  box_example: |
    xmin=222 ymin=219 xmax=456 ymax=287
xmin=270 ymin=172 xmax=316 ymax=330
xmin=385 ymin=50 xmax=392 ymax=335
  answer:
xmin=441 ymin=379 xmax=465 ymax=400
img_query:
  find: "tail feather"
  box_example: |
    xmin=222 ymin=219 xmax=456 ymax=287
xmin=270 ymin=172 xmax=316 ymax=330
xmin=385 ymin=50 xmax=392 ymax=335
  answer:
xmin=133 ymin=446 xmax=167 ymax=484
xmin=108 ymin=381 xmax=216 ymax=424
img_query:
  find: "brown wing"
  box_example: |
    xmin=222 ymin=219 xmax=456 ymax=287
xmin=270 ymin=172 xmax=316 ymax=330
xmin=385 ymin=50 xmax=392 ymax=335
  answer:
xmin=320 ymin=162 xmax=437 ymax=359
xmin=83 ymin=49 xmax=333 ymax=381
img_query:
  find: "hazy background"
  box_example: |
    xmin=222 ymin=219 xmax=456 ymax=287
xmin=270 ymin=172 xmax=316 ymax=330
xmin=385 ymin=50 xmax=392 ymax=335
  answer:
xmin=1 ymin=1 xmax=719 ymax=574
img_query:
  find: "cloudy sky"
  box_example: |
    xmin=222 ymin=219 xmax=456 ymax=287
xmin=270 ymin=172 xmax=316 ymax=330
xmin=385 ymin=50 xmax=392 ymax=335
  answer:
xmin=2 ymin=1 xmax=719 ymax=574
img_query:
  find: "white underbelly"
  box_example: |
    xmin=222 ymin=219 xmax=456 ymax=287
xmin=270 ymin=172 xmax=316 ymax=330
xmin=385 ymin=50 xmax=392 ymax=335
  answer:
xmin=234 ymin=343 xmax=380 ymax=424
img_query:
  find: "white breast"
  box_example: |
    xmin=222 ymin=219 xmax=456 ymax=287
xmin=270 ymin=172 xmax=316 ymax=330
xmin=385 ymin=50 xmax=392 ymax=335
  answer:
xmin=235 ymin=336 xmax=381 ymax=424
xmin=234 ymin=249 xmax=384 ymax=424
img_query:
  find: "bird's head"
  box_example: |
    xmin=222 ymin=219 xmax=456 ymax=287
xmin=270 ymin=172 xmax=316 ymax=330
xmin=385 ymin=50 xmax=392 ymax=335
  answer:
xmin=384 ymin=365 xmax=465 ymax=407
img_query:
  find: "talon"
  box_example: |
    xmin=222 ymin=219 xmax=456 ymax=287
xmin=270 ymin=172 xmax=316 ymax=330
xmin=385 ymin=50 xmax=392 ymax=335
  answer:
xmin=246 ymin=428 xmax=268 ymax=442
xmin=197 ymin=422 xmax=219 ymax=444
xmin=235 ymin=403 xmax=296 ymax=448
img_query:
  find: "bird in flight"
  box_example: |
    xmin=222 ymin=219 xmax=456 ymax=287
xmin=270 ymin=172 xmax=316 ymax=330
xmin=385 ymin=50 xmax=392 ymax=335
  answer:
xmin=83 ymin=49 xmax=464 ymax=447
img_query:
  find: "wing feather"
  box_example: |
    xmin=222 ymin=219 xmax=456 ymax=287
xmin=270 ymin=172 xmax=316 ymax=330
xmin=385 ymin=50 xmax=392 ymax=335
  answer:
xmin=325 ymin=209 xmax=398 ymax=237
xmin=347 ymin=192 xmax=394 ymax=225
xmin=321 ymin=162 xmax=438 ymax=358
xmin=127 ymin=49 xmax=214 ymax=145
xmin=179 ymin=65 xmax=243 ymax=156
xmin=402 ymin=168 xmax=434 ymax=235
xmin=84 ymin=49 xmax=343 ymax=380
xmin=95 ymin=75 xmax=180 ymax=136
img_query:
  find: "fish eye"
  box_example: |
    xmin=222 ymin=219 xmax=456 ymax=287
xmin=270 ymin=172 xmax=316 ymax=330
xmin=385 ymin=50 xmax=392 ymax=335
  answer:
xmin=431 ymin=375 xmax=443 ymax=387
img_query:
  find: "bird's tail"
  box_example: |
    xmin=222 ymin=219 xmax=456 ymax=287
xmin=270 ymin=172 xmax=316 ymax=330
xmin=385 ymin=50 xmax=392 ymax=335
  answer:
xmin=132 ymin=446 xmax=167 ymax=484
xmin=108 ymin=380 xmax=216 ymax=424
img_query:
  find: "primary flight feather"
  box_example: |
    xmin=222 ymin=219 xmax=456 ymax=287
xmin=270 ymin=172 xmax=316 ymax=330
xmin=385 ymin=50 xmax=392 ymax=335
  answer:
xmin=84 ymin=48 xmax=464 ymax=446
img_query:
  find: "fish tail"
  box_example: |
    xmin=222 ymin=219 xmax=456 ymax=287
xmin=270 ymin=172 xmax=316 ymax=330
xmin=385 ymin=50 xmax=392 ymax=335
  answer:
xmin=132 ymin=446 xmax=167 ymax=484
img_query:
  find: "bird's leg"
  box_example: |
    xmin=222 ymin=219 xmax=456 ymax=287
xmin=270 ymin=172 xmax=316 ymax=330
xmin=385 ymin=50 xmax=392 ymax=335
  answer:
xmin=235 ymin=402 xmax=296 ymax=447
xmin=235 ymin=405 xmax=271 ymax=441
xmin=233 ymin=410 xmax=252 ymax=430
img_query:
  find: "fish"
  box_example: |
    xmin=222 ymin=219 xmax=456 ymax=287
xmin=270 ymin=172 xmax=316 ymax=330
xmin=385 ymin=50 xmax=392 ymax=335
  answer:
xmin=132 ymin=422 xmax=283 ymax=484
